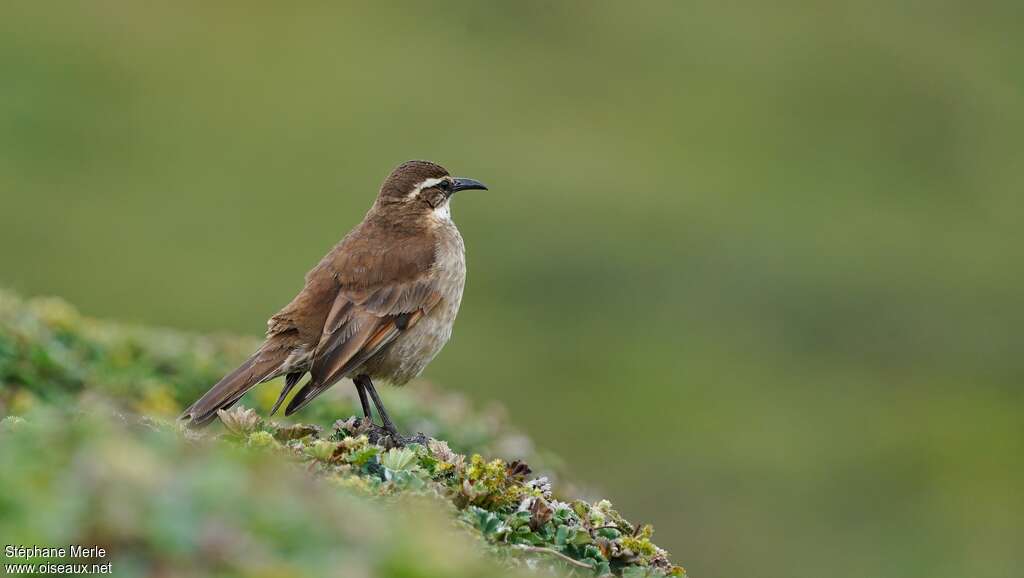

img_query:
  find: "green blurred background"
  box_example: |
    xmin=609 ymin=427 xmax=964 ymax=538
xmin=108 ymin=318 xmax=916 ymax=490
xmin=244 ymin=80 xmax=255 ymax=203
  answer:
xmin=2 ymin=2 xmax=1021 ymax=577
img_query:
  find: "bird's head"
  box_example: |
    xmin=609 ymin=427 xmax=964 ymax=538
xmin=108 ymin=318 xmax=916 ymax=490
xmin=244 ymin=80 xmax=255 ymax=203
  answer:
xmin=375 ymin=160 xmax=487 ymax=219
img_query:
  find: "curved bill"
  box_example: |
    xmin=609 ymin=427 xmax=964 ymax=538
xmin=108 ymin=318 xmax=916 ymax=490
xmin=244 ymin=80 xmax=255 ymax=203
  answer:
xmin=450 ymin=178 xmax=488 ymax=193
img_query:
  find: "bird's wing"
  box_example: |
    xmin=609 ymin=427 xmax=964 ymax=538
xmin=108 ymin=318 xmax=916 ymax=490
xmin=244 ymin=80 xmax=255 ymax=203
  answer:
xmin=283 ymin=230 xmax=442 ymax=415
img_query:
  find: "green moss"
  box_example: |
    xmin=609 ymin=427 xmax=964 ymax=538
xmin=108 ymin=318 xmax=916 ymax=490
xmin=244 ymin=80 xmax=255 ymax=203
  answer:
xmin=621 ymin=527 xmax=659 ymax=558
xmin=460 ymin=454 xmax=524 ymax=509
xmin=0 ymin=290 xmax=687 ymax=577
xmin=304 ymin=439 xmax=340 ymax=462
xmin=245 ymin=430 xmax=278 ymax=449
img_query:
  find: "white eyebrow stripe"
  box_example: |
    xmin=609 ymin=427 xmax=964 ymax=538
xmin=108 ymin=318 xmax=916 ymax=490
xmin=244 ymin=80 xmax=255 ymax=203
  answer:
xmin=407 ymin=177 xmax=447 ymax=198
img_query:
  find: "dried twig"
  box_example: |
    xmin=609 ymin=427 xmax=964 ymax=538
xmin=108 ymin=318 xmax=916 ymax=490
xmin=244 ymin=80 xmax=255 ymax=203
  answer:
xmin=515 ymin=545 xmax=593 ymax=569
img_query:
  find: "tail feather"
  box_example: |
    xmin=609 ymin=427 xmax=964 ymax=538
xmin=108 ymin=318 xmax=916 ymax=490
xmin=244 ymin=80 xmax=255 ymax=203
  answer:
xmin=180 ymin=346 xmax=289 ymax=427
xmin=269 ymin=372 xmax=303 ymax=416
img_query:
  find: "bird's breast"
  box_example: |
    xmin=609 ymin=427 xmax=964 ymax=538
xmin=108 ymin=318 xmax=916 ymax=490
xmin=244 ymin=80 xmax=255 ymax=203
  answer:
xmin=363 ymin=224 xmax=466 ymax=385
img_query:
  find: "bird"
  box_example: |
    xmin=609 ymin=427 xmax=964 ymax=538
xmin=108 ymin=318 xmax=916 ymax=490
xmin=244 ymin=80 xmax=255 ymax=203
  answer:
xmin=179 ymin=160 xmax=487 ymax=437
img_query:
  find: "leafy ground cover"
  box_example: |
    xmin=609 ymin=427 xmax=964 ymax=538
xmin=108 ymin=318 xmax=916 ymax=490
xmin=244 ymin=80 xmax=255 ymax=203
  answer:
xmin=0 ymin=291 xmax=684 ymax=577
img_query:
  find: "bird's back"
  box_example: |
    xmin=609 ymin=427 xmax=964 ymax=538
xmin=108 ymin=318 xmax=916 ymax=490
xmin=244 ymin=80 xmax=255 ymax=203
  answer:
xmin=267 ymin=215 xmax=437 ymax=344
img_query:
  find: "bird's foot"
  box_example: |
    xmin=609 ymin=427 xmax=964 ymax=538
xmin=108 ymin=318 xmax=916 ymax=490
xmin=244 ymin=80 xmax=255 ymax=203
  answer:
xmin=391 ymin=431 xmax=429 ymax=448
xmin=349 ymin=417 xmax=427 ymax=448
xmin=364 ymin=422 xmax=428 ymax=448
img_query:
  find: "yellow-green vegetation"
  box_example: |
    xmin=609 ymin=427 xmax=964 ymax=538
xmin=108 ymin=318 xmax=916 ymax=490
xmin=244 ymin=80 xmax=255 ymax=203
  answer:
xmin=0 ymin=290 xmax=684 ymax=578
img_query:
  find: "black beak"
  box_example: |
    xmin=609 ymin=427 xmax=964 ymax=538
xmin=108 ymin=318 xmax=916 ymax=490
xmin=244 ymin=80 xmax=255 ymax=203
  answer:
xmin=450 ymin=177 xmax=488 ymax=193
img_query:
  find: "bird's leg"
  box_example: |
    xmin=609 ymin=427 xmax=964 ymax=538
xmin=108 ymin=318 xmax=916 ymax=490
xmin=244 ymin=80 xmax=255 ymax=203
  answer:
xmin=353 ymin=378 xmax=374 ymax=422
xmin=356 ymin=374 xmax=399 ymax=438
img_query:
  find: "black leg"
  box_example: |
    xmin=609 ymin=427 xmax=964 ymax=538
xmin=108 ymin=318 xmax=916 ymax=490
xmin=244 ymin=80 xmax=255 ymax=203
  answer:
xmin=353 ymin=377 xmax=373 ymax=420
xmin=357 ymin=374 xmax=398 ymax=436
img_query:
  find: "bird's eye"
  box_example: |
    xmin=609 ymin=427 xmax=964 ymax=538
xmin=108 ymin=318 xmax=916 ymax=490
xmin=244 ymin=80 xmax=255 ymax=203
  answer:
xmin=438 ymin=180 xmax=451 ymax=191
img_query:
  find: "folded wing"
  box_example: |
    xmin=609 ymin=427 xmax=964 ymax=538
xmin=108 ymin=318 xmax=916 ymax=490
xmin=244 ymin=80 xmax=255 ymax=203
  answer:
xmin=283 ymin=230 xmax=441 ymax=415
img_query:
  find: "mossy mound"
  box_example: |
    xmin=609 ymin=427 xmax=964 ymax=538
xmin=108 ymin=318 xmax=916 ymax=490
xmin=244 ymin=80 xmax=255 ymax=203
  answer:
xmin=0 ymin=291 xmax=685 ymax=577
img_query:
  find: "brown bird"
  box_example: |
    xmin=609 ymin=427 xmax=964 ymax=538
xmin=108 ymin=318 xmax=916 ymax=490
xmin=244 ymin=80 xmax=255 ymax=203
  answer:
xmin=180 ymin=160 xmax=487 ymax=436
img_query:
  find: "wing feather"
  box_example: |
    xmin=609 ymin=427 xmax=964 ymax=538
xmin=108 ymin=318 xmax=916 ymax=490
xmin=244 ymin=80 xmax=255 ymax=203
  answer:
xmin=282 ymin=226 xmax=443 ymax=416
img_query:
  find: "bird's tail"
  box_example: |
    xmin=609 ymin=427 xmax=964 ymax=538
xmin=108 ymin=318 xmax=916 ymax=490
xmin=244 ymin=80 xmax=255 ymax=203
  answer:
xmin=179 ymin=344 xmax=289 ymax=427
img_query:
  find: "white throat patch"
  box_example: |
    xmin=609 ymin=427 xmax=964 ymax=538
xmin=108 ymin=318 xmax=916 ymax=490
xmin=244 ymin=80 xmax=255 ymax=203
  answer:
xmin=433 ymin=201 xmax=452 ymax=222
